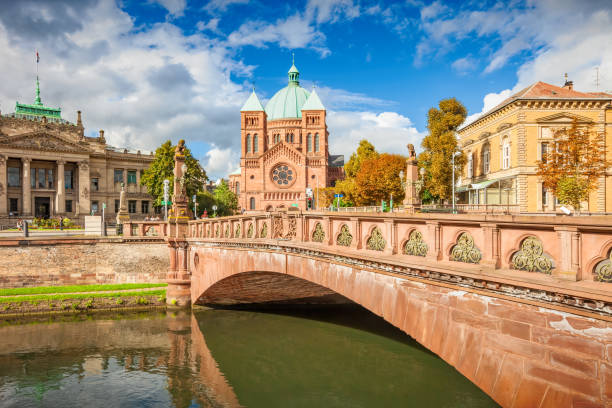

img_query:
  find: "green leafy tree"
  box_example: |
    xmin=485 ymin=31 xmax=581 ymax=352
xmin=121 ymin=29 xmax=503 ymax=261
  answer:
xmin=336 ymin=139 xmax=379 ymax=204
xmin=194 ymin=191 xmax=216 ymax=217
xmin=140 ymin=140 xmax=207 ymax=207
xmin=418 ymin=98 xmax=467 ymax=201
xmin=213 ymin=180 xmax=238 ymax=216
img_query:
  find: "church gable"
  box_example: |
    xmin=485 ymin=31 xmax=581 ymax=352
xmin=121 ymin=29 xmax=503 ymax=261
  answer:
xmin=535 ymin=112 xmax=594 ymax=124
xmin=262 ymin=141 xmax=304 ymax=166
xmin=0 ymin=132 xmax=90 ymax=153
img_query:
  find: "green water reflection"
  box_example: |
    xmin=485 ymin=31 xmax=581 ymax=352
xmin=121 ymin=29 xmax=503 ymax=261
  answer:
xmin=0 ymin=307 xmax=498 ymax=407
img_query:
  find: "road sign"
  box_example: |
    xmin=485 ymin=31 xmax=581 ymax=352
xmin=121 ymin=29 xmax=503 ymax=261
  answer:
xmin=193 ymin=194 xmax=196 ymax=202
xmin=334 ymin=194 xmax=344 ymax=198
xmin=212 ymin=205 xmax=218 ymax=211
xmin=102 ymin=203 xmax=106 ymax=209
xmin=161 ymin=200 xmax=172 ymax=205
xmin=305 ymin=188 xmax=313 ymax=197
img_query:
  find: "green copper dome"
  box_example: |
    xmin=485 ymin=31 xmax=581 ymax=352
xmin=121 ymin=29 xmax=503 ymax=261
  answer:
xmin=264 ymin=62 xmax=310 ymax=120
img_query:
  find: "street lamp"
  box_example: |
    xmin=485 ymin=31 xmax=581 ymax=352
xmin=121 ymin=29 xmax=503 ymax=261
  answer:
xmin=451 ymin=151 xmax=461 ymax=214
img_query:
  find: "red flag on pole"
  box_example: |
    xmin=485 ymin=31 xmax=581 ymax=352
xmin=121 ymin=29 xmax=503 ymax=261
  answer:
xmin=36 ymin=51 xmax=39 ymax=63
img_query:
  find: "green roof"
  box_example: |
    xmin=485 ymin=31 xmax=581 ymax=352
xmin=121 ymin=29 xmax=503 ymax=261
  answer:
xmin=15 ymin=77 xmax=62 ymax=121
xmin=240 ymin=89 xmax=265 ymax=112
xmin=264 ymin=61 xmax=311 ymax=120
xmin=302 ymin=88 xmax=325 ymax=110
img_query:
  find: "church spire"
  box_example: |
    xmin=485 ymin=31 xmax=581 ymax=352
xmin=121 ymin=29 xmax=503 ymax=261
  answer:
xmin=288 ymin=53 xmax=299 ymax=86
xmin=35 ymin=76 xmax=42 ymax=106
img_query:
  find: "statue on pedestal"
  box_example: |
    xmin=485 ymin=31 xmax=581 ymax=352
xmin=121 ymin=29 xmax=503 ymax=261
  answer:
xmin=116 ymin=182 xmax=130 ymax=224
xmin=402 ymin=144 xmax=424 ymax=210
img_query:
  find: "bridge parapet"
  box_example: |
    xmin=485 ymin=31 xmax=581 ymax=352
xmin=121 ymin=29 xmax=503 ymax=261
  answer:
xmin=189 ymin=211 xmax=612 ymax=285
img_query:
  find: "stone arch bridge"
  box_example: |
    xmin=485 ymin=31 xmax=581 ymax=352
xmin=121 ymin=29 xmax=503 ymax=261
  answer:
xmin=157 ymin=211 xmax=612 ymax=408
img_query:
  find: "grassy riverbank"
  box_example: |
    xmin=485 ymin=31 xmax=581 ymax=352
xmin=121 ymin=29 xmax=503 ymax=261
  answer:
xmin=0 ymin=283 xmax=168 ymax=315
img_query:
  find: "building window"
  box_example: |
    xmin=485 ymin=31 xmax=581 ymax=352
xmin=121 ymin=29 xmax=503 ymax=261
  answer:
xmin=127 ymin=170 xmax=137 ymax=184
xmin=307 ymin=134 xmax=312 ymax=152
xmin=114 ymin=169 xmax=123 ymax=184
xmin=541 ymin=142 xmax=549 ymax=163
xmin=47 ymin=169 xmax=53 ymax=189
xmin=542 ymin=186 xmax=548 ymax=207
xmin=483 ymin=146 xmax=490 ymax=174
xmin=314 ymin=133 xmax=320 ymax=152
xmin=91 ymin=178 xmax=99 ymax=191
xmin=65 ymin=200 xmax=72 ymax=213
xmin=91 ymin=201 xmax=99 ymax=214
xmin=141 ymin=201 xmax=149 ymax=214
xmin=502 ymin=138 xmax=511 ymax=169
xmin=235 ymin=181 xmax=240 ymax=196
xmin=65 ymin=170 xmax=73 ymax=190
xmin=250 ymin=197 xmax=255 ymax=210
xmin=115 ymin=199 xmax=120 ymax=213
xmin=31 ymin=168 xmax=36 ymax=188
xmin=253 ymin=134 xmax=258 ymax=153
xmin=467 ymin=152 xmax=473 ymax=178
xmin=7 ymin=167 xmax=20 ymax=187
xmin=246 ymin=134 xmax=251 ymax=153
xmin=128 ymin=200 xmax=137 ymax=213
xmin=9 ymin=198 xmax=18 ymax=213
xmin=38 ymin=168 xmax=45 ymax=188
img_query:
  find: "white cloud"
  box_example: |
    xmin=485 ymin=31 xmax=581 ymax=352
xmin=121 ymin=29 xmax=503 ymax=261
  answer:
xmin=327 ymin=111 xmax=425 ymax=160
xmin=204 ymin=0 xmax=249 ymax=13
xmin=152 ymin=0 xmax=187 ymax=17
xmin=202 ymin=147 xmax=240 ymax=180
xmin=451 ymin=56 xmax=476 ymax=74
xmin=464 ymin=89 xmax=512 ymax=127
xmin=196 ymin=18 xmax=220 ymax=33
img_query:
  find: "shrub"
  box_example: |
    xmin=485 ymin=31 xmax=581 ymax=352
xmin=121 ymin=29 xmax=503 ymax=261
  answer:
xmin=116 ymin=298 xmax=124 ymax=305
xmin=157 ymin=295 xmax=166 ymax=303
xmin=171 ymin=299 xmax=177 ymax=306
xmin=137 ymin=297 xmax=149 ymax=305
xmin=85 ymin=299 xmax=93 ymax=309
xmin=71 ymin=303 xmax=79 ymax=310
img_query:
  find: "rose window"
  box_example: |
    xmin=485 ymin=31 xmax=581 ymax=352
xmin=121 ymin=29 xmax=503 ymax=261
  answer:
xmin=272 ymin=165 xmax=293 ymax=186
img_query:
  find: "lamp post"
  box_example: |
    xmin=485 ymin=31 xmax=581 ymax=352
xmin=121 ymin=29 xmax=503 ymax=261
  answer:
xmin=452 ymin=151 xmax=461 ymax=214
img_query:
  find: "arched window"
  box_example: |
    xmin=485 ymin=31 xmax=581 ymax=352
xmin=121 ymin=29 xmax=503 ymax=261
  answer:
xmin=482 ymin=145 xmax=490 ymax=174
xmin=253 ymin=134 xmax=258 ymax=153
xmin=502 ymin=137 xmax=510 ymax=169
xmin=314 ymin=133 xmax=320 ymax=152
xmin=307 ymin=134 xmax=312 ymax=152
xmin=246 ymin=134 xmax=251 ymax=153
xmin=235 ymin=182 xmax=240 ymax=196
xmin=249 ymin=197 xmax=255 ymax=210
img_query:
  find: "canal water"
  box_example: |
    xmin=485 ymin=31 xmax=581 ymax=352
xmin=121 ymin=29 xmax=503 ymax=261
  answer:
xmin=0 ymin=306 xmax=498 ymax=407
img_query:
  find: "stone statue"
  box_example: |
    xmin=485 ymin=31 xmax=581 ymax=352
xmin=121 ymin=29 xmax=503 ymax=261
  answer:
xmin=407 ymin=144 xmax=416 ymax=160
xmin=175 ymin=139 xmax=186 ymax=156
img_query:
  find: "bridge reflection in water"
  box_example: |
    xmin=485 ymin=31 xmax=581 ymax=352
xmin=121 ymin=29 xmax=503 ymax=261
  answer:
xmin=0 ymin=309 xmax=497 ymax=407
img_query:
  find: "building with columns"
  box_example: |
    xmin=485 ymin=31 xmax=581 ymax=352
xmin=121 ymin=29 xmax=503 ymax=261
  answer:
xmin=0 ymin=78 xmax=155 ymax=225
xmin=457 ymin=79 xmax=612 ymax=213
xmin=236 ymin=60 xmax=344 ymax=211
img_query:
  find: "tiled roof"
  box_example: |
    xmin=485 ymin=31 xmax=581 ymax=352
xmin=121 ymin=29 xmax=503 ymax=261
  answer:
xmin=462 ymin=81 xmax=612 ymax=130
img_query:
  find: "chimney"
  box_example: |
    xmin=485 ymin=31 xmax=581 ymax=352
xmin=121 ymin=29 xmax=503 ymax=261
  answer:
xmin=99 ymin=129 xmax=106 ymax=143
xmin=563 ymin=73 xmax=573 ymax=91
xmin=77 ymin=110 xmax=83 ymax=127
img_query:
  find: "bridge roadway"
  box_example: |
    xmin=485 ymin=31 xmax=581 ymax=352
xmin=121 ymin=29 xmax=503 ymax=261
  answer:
xmin=158 ymin=211 xmax=612 ymax=408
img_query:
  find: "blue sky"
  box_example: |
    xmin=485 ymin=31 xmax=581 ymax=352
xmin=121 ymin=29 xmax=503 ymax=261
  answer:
xmin=0 ymin=0 xmax=610 ymax=178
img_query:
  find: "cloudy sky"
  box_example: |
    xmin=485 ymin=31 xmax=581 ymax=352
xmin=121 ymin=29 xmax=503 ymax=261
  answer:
xmin=0 ymin=0 xmax=611 ymax=179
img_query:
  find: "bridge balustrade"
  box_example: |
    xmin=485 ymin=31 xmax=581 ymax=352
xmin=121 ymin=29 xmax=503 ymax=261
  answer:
xmin=122 ymin=220 xmax=168 ymax=238
xmin=187 ymin=211 xmax=612 ymax=284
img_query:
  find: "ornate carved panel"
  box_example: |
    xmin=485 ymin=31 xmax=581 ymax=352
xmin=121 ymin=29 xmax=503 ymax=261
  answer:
xmin=366 ymin=227 xmax=386 ymax=251
xmin=312 ymin=223 xmax=325 ymax=243
xmin=511 ymin=236 xmax=554 ymax=274
xmin=450 ymin=232 xmax=482 ymax=264
xmin=247 ymin=223 xmax=254 ymax=238
xmin=404 ymin=230 xmax=427 ymax=257
xmin=336 ymin=225 xmax=352 ymax=247
xmin=260 ymin=222 xmax=268 ymax=238
xmin=224 ymin=225 xmax=230 ymax=238
xmin=234 ymin=224 xmax=241 ymax=238
xmin=594 ymin=249 xmax=612 ymax=283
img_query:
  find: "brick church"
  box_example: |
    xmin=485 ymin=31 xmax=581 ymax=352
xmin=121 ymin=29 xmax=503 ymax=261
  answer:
xmin=231 ymin=60 xmax=344 ymax=211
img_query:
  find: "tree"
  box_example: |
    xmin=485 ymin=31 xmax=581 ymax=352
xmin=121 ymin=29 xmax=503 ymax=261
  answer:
xmin=336 ymin=139 xmax=379 ymax=204
xmin=213 ymin=179 xmax=238 ymax=216
xmin=354 ymin=153 xmax=405 ymax=206
xmin=140 ymin=140 xmax=207 ymax=207
xmin=418 ymin=98 xmax=467 ymax=201
xmin=194 ymin=191 xmax=216 ymax=217
xmin=537 ymin=120 xmax=609 ymax=212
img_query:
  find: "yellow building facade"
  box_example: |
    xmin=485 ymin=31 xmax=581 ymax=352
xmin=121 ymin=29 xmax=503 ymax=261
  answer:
xmin=457 ymin=80 xmax=612 ymax=213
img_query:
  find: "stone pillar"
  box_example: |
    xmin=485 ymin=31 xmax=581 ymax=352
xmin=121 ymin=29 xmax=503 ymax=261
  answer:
xmin=402 ymin=144 xmax=420 ymax=209
xmin=0 ymin=155 xmax=7 ymax=215
xmin=350 ymin=217 xmax=360 ymax=250
xmin=554 ymin=226 xmax=581 ymax=281
xmin=384 ymin=219 xmax=395 ymax=255
xmin=21 ymin=157 xmax=32 ymax=216
xmin=481 ymin=223 xmax=500 ymax=269
xmin=56 ymin=160 xmax=66 ymax=214
xmin=77 ymin=161 xmax=90 ymax=215
xmin=426 ymin=221 xmax=442 ymax=260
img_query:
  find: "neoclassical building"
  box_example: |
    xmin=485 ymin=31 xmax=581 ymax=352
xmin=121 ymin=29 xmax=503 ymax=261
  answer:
xmin=234 ymin=61 xmax=344 ymax=211
xmin=457 ymin=79 xmax=612 ymax=213
xmin=0 ymin=78 xmax=155 ymax=225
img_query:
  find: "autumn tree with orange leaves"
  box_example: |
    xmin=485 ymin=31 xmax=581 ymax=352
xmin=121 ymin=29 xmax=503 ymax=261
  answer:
xmin=537 ymin=120 xmax=609 ymax=212
xmin=354 ymin=153 xmax=406 ymax=206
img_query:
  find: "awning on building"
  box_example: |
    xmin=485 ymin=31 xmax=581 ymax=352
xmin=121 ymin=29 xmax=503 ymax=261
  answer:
xmin=456 ymin=186 xmax=468 ymax=193
xmin=470 ymin=179 xmax=502 ymax=190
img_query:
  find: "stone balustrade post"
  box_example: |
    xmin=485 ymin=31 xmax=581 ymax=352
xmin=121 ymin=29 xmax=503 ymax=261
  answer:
xmin=384 ymin=219 xmax=395 ymax=255
xmin=425 ymin=221 xmax=442 ymax=261
xmin=324 ymin=216 xmax=333 ymax=245
xmin=138 ymin=223 xmax=145 ymax=237
xmin=554 ymin=226 xmax=581 ymax=281
xmin=350 ymin=217 xmax=361 ymax=250
xmin=295 ymin=215 xmax=303 ymax=241
xmin=481 ymin=223 xmax=501 ymax=269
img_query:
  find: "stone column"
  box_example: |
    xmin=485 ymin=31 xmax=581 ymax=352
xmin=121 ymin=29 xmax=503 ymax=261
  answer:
xmin=384 ymin=219 xmax=395 ymax=255
xmin=77 ymin=161 xmax=91 ymax=215
xmin=481 ymin=223 xmax=500 ymax=269
xmin=554 ymin=226 xmax=581 ymax=281
xmin=56 ymin=160 xmax=66 ymax=214
xmin=426 ymin=221 xmax=442 ymax=261
xmin=0 ymin=155 xmax=7 ymax=215
xmin=21 ymin=157 xmax=32 ymax=216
